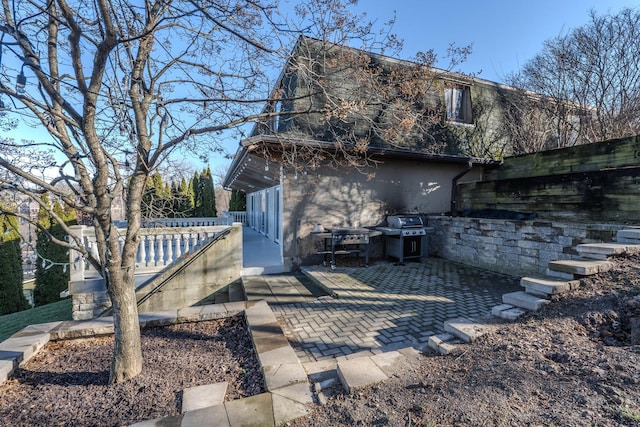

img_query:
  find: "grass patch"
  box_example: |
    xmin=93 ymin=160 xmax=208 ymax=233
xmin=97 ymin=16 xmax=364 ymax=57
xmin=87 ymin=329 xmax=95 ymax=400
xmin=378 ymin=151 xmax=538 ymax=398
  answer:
xmin=618 ymin=406 xmax=640 ymax=423
xmin=0 ymin=298 xmax=73 ymax=342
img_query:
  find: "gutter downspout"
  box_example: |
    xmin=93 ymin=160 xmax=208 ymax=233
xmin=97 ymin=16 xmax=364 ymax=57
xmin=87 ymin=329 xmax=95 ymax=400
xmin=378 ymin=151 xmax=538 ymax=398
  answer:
xmin=450 ymin=161 xmax=473 ymax=213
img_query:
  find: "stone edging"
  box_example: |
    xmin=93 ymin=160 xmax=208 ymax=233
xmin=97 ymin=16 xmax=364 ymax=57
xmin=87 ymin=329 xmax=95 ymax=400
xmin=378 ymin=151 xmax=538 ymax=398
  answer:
xmin=0 ymin=300 xmax=311 ymax=427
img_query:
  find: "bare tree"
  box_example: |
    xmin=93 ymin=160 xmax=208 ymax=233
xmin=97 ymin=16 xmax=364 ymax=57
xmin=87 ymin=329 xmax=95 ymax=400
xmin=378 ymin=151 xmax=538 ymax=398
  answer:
xmin=506 ymin=7 xmax=640 ymax=151
xmin=0 ymin=0 xmax=426 ymax=383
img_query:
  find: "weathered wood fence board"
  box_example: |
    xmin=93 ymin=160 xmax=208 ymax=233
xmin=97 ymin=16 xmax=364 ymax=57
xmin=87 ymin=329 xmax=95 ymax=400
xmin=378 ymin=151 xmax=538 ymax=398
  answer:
xmin=485 ymin=135 xmax=640 ymax=180
xmin=460 ymin=135 xmax=640 ymax=222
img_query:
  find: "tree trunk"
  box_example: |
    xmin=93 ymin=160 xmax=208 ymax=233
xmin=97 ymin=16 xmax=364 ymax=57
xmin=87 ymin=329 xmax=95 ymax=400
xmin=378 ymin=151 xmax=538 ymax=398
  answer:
xmin=107 ymin=262 xmax=142 ymax=383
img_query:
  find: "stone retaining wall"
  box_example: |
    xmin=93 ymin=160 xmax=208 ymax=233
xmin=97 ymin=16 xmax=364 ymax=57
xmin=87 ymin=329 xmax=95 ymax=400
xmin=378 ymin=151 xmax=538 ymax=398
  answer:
xmin=426 ymin=216 xmax=626 ymax=277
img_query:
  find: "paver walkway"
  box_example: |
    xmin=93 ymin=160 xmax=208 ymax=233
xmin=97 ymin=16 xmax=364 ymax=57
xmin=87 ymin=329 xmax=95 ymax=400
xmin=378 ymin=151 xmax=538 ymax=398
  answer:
xmin=244 ymin=258 xmax=521 ymax=364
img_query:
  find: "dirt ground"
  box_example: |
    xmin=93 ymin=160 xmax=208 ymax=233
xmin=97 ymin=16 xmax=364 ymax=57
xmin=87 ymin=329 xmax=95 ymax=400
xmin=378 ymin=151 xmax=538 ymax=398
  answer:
xmin=291 ymin=254 xmax=640 ymax=426
xmin=1 ymin=256 xmax=640 ymax=426
xmin=0 ymin=316 xmax=264 ymax=426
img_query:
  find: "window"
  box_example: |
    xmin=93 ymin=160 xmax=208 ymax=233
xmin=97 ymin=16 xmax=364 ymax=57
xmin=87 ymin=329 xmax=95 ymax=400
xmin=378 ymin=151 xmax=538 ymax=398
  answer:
xmin=444 ymin=85 xmax=473 ymax=124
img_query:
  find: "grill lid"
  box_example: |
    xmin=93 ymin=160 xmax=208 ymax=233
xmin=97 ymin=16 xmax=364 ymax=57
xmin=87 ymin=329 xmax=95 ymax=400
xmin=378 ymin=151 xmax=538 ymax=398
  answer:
xmin=386 ymin=215 xmax=424 ymax=229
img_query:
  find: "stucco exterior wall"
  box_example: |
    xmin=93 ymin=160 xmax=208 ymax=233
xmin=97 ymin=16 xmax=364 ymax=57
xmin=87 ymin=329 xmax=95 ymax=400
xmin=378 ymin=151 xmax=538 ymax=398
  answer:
xmin=280 ymin=159 xmax=484 ymax=268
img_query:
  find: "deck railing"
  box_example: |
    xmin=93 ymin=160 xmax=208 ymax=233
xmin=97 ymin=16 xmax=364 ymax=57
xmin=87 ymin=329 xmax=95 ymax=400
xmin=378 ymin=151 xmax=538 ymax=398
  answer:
xmin=224 ymin=211 xmax=247 ymax=224
xmin=69 ymin=222 xmax=232 ymax=282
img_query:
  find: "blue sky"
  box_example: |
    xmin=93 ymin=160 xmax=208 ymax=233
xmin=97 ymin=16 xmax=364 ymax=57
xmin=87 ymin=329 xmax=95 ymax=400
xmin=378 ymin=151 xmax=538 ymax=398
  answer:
xmin=353 ymin=0 xmax=638 ymax=82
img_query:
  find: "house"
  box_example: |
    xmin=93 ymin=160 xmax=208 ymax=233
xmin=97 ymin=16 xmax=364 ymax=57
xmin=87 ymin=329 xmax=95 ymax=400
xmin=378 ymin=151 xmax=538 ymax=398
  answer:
xmin=223 ymin=37 xmax=539 ymax=270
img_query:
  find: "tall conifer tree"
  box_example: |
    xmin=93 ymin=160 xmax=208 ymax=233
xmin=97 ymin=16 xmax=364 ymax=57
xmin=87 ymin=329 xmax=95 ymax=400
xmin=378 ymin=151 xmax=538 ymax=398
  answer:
xmin=0 ymin=209 xmax=29 ymax=314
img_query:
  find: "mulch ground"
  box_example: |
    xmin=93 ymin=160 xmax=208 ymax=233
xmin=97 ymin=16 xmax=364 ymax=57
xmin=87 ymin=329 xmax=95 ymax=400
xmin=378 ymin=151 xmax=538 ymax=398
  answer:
xmin=291 ymin=255 xmax=640 ymax=426
xmin=0 ymin=316 xmax=264 ymax=427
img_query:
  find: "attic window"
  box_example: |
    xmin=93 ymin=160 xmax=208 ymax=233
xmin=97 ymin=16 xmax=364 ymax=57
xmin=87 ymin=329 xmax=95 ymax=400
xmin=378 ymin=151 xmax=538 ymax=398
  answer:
xmin=444 ymin=85 xmax=473 ymax=124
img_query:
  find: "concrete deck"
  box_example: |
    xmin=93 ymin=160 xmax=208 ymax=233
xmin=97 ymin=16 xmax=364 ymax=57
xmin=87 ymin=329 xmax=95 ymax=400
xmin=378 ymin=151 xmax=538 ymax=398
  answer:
xmin=241 ymin=227 xmax=286 ymax=276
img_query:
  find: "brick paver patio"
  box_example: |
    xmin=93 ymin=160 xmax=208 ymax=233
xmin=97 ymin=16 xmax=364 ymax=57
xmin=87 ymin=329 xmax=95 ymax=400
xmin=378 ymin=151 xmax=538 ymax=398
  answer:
xmin=245 ymin=258 xmax=521 ymax=364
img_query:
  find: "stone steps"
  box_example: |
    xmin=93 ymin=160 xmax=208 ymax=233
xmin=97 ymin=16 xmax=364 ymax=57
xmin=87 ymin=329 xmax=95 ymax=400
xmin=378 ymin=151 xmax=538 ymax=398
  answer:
xmin=491 ymin=304 xmax=527 ymax=320
xmin=576 ymin=242 xmax=640 ymax=260
xmin=521 ymin=276 xmax=576 ymax=297
xmin=427 ymin=333 xmax=463 ymax=355
xmin=427 ymin=317 xmax=491 ymax=355
xmin=491 ymin=227 xmax=640 ymax=323
xmin=502 ymin=291 xmax=550 ymax=311
xmin=547 ymin=259 xmax=614 ymax=278
xmin=616 ymin=228 xmax=640 ymax=243
xmin=435 ymin=227 xmax=640 ymax=357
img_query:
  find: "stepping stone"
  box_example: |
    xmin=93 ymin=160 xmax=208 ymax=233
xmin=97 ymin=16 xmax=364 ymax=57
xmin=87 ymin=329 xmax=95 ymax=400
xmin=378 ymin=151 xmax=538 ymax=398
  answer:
xmin=521 ymin=277 xmax=572 ymax=296
xmin=576 ymin=243 xmax=640 ymax=260
xmin=0 ymin=333 xmax=51 ymax=366
xmin=337 ymin=356 xmax=388 ymax=393
xmin=617 ymin=229 xmax=640 ymax=242
xmin=1 ymin=359 xmax=15 ymax=383
xmin=491 ymin=304 xmax=527 ymax=321
xmin=225 ymin=393 xmax=274 ymax=427
xmin=182 ymin=405 xmax=229 ymax=427
xmin=548 ymin=259 xmax=613 ymax=276
xmin=491 ymin=304 xmax=514 ymax=317
xmin=443 ymin=317 xmax=489 ymax=343
xmin=181 ymin=382 xmax=228 ymax=413
xmin=502 ymin=291 xmax=549 ymax=311
xmin=272 ymin=393 xmax=310 ymax=426
xmin=427 ymin=333 xmax=461 ymax=355
xmin=545 ymin=268 xmax=575 ymax=280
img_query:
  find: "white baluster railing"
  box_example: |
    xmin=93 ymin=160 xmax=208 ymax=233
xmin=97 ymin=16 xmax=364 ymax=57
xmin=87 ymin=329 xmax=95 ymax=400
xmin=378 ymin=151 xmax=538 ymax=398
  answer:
xmin=68 ymin=224 xmax=232 ymax=281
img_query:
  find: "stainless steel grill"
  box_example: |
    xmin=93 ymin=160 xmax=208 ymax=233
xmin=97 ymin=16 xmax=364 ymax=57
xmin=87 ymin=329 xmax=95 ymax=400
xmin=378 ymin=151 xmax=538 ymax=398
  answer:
xmin=315 ymin=227 xmax=374 ymax=270
xmin=376 ymin=215 xmax=431 ymax=265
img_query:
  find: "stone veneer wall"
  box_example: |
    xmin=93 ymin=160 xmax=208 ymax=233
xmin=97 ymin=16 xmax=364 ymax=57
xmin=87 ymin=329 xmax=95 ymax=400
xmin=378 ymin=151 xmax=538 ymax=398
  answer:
xmin=426 ymin=216 xmax=627 ymax=277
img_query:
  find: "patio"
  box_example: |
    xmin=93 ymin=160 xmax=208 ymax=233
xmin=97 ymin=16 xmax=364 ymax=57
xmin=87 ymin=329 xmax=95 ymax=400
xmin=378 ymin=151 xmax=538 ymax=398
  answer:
xmin=240 ymin=228 xmax=521 ymax=364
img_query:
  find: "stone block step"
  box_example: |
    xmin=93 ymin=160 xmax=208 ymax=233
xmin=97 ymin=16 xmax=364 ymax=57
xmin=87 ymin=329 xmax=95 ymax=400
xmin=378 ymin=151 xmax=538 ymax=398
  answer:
xmin=617 ymin=228 xmax=640 ymax=242
xmin=520 ymin=277 xmax=574 ymax=296
xmin=443 ymin=317 xmax=490 ymax=343
xmin=181 ymin=382 xmax=228 ymax=413
xmin=337 ymin=356 xmax=388 ymax=394
xmin=427 ymin=333 xmax=463 ymax=355
xmin=547 ymin=259 xmax=614 ymax=277
xmin=576 ymin=243 xmax=640 ymax=260
xmin=502 ymin=291 xmax=549 ymax=311
xmin=546 ymin=268 xmax=575 ymax=280
xmin=491 ymin=304 xmax=527 ymax=321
